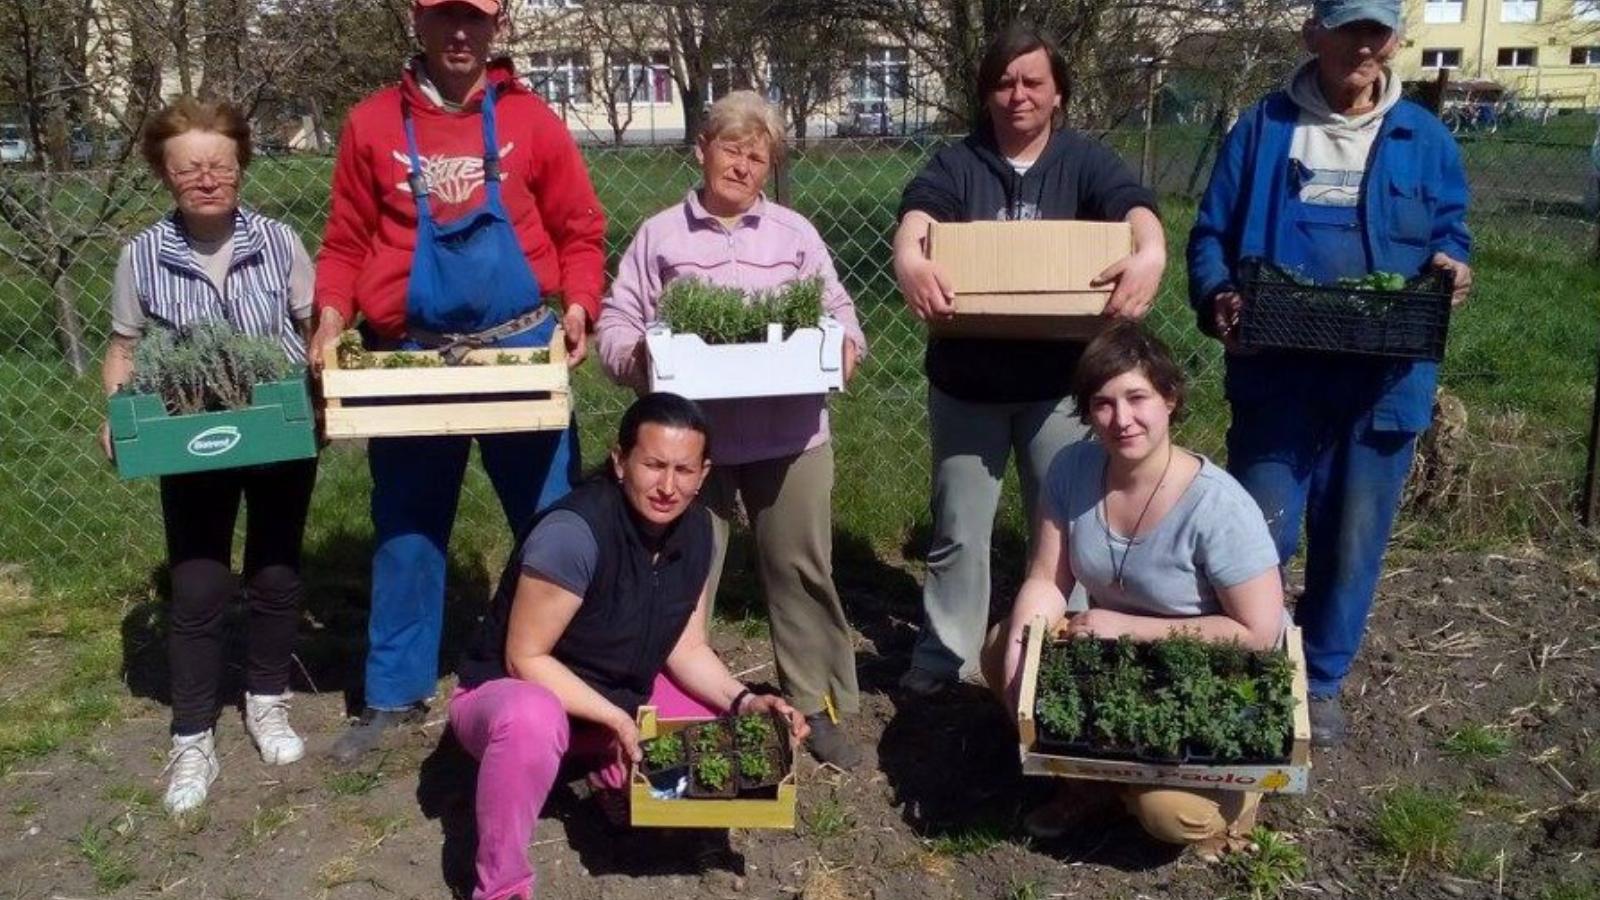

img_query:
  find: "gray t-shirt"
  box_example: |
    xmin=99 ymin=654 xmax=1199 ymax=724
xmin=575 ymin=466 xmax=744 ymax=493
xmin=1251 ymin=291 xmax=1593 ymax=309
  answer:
xmin=110 ymin=226 xmax=316 ymax=338
xmin=519 ymin=510 xmax=599 ymax=597
xmin=1044 ymin=441 xmax=1279 ymax=619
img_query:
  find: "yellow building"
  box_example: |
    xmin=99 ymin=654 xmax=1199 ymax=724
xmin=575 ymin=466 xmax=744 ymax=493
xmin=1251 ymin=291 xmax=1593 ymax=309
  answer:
xmin=1399 ymin=0 xmax=1600 ymax=107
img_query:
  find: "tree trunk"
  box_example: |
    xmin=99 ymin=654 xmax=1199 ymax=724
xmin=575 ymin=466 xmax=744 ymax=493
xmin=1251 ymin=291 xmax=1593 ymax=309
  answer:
xmin=1186 ymin=106 xmax=1227 ymax=199
xmin=50 ymin=246 xmax=88 ymax=376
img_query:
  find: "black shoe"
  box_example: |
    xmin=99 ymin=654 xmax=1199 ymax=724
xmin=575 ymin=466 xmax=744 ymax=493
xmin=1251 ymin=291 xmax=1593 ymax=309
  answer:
xmin=1309 ymin=695 xmax=1346 ymax=748
xmin=804 ymin=713 xmax=864 ymax=770
xmin=329 ymin=703 xmax=426 ymax=764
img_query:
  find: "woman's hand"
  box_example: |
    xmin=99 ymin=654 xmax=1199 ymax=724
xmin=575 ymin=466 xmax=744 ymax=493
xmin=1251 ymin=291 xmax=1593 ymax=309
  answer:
xmin=98 ymin=420 xmax=114 ymax=463
xmin=895 ymin=254 xmax=957 ymax=322
xmin=563 ymin=304 xmax=589 ymax=368
xmin=308 ymin=308 xmax=345 ymax=373
xmin=1095 ymin=246 xmax=1164 ymax=320
xmin=1063 ymin=608 xmax=1139 ymax=641
xmin=741 ymin=693 xmax=811 ymax=744
xmin=1431 ymin=252 xmax=1473 ymax=307
xmin=606 ymin=708 xmax=643 ymax=767
xmin=844 ymin=340 xmax=860 ymax=383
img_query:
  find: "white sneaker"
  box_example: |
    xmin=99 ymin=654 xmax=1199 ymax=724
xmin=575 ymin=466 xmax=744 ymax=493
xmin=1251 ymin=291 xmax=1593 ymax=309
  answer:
xmin=163 ymin=730 xmax=219 ymax=815
xmin=244 ymin=692 xmax=305 ymax=765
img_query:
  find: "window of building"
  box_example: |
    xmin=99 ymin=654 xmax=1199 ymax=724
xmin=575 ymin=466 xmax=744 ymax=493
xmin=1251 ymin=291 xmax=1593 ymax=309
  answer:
xmin=1424 ymin=0 xmax=1465 ymax=24
xmin=852 ymin=47 xmax=909 ymax=102
xmin=1501 ymin=0 xmax=1538 ymax=23
xmin=1496 ymin=46 xmax=1537 ymax=67
xmin=1572 ymin=46 xmax=1600 ymax=65
xmin=528 ymin=53 xmax=590 ymax=105
xmin=608 ymin=52 xmax=671 ymax=104
xmin=1422 ymin=47 xmax=1463 ymax=68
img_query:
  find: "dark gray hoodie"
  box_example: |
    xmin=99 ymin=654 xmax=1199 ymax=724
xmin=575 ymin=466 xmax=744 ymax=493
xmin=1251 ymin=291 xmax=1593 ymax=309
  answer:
xmin=899 ymin=124 xmax=1158 ymax=403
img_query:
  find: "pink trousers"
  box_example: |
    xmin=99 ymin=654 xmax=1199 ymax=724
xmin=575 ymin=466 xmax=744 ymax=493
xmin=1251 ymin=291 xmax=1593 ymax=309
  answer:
xmin=447 ymin=675 xmax=716 ymax=900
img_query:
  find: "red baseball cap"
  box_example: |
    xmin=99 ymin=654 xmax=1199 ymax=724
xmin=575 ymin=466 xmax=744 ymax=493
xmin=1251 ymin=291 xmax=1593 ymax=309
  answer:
xmin=415 ymin=0 xmax=500 ymax=14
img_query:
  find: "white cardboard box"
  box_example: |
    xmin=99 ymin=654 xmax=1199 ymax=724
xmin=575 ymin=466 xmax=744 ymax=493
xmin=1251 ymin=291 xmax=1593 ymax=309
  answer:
xmin=646 ymin=318 xmax=845 ymax=401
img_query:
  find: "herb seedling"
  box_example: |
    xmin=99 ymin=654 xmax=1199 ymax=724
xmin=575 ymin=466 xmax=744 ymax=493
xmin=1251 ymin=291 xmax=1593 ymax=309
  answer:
xmin=642 ymin=733 xmax=685 ymax=770
xmin=696 ymin=752 xmax=733 ymax=791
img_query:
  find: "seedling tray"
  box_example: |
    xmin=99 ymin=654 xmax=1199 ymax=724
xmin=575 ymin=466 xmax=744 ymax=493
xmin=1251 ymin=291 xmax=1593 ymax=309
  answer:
xmin=628 ymin=706 xmax=797 ymax=829
xmin=1015 ymin=619 xmax=1312 ymax=794
xmin=319 ymin=332 xmax=569 ymax=439
xmin=1236 ymin=259 xmax=1453 ymax=362
xmin=108 ymin=374 xmax=317 ymax=479
xmin=645 ymin=319 xmax=844 ymax=401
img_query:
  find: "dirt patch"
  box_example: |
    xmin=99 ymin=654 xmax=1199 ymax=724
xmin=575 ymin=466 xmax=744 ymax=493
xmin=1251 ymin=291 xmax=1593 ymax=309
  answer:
xmin=0 ymin=549 xmax=1598 ymax=899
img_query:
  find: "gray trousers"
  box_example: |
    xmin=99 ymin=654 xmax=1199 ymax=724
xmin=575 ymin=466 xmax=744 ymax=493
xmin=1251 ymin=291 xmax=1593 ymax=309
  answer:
xmin=911 ymin=386 xmax=1089 ymax=679
xmin=701 ymin=443 xmax=859 ymax=717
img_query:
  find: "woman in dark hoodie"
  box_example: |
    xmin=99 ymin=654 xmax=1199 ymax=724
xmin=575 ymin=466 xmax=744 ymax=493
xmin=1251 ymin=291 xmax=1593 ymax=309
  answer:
xmin=894 ymin=24 xmax=1168 ymax=697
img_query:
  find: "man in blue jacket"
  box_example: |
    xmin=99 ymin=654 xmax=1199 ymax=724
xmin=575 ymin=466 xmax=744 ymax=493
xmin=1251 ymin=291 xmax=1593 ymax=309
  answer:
xmin=1187 ymin=0 xmax=1473 ymax=746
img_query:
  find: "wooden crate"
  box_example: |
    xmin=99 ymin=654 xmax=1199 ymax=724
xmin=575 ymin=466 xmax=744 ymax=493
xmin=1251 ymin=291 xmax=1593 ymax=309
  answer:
xmin=1015 ymin=617 xmax=1312 ymax=794
xmin=628 ymin=706 xmax=797 ymax=829
xmin=319 ymin=334 xmax=569 ymax=439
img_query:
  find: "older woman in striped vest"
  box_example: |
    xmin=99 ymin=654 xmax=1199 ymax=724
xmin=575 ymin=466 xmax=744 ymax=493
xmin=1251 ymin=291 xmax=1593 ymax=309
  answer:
xmin=98 ymin=98 xmax=318 ymax=816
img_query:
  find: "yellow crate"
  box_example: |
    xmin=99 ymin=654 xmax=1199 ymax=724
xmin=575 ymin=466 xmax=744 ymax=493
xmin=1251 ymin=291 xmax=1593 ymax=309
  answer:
xmin=319 ymin=331 xmax=570 ymax=439
xmin=627 ymin=706 xmax=797 ymax=829
xmin=1015 ymin=617 xmax=1313 ymax=794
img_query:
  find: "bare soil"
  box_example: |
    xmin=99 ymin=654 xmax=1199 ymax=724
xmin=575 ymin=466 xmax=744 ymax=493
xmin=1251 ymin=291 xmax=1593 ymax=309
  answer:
xmin=1 ymin=548 xmax=1598 ymax=899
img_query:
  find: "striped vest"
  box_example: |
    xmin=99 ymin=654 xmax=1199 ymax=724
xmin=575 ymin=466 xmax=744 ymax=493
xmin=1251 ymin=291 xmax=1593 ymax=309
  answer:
xmin=126 ymin=208 xmax=306 ymax=364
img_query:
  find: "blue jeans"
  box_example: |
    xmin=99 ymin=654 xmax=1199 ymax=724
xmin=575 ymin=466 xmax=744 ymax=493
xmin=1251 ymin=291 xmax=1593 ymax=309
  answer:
xmin=365 ymin=424 xmax=578 ymax=709
xmin=1225 ymin=359 xmax=1418 ymax=697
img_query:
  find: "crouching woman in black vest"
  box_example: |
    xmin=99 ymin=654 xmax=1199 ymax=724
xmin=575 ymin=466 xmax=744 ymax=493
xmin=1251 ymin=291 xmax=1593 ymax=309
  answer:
xmin=450 ymin=392 xmax=810 ymax=900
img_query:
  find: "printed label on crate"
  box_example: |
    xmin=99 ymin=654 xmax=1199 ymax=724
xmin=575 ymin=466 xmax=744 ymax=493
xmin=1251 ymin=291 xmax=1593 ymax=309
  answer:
xmin=1022 ymin=753 xmax=1308 ymax=794
xmin=187 ymin=426 xmax=242 ymax=458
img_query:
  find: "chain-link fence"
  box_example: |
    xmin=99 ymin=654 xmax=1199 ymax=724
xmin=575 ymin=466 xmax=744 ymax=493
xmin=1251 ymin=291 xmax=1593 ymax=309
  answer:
xmin=3 ymin=124 xmax=1598 ymax=585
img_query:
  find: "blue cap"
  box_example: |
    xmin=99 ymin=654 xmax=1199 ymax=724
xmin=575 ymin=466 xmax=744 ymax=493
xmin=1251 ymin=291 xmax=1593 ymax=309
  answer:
xmin=1314 ymin=0 xmax=1401 ymax=30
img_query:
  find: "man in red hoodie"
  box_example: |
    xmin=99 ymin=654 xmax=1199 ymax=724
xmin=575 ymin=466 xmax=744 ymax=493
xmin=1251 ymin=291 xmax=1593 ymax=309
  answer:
xmin=311 ymin=0 xmax=606 ymax=763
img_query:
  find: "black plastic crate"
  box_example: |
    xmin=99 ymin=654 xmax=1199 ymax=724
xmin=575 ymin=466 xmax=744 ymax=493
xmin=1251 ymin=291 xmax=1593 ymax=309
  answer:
xmin=1236 ymin=258 xmax=1453 ymax=362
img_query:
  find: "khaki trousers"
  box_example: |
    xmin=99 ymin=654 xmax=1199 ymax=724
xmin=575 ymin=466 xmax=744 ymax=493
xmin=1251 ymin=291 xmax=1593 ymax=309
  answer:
xmin=701 ymin=443 xmax=859 ymax=717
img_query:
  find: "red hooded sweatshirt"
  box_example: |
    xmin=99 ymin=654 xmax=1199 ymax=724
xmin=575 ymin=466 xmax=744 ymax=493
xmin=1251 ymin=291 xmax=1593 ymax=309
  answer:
xmin=314 ymin=59 xmax=606 ymax=338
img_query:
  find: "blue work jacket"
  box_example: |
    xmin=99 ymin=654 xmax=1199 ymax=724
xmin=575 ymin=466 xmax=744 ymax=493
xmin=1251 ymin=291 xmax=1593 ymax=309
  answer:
xmin=1186 ymin=92 xmax=1472 ymax=433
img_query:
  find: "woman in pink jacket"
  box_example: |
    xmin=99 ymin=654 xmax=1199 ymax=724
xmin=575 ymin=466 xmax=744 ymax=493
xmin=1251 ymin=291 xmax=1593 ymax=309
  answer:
xmin=596 ymin=91 xmax=867 ymax=768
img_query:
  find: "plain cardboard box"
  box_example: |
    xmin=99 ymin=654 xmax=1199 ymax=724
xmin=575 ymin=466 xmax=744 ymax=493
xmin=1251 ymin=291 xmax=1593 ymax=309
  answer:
xmin=926 ymin=219 xmax=1133 ymax=340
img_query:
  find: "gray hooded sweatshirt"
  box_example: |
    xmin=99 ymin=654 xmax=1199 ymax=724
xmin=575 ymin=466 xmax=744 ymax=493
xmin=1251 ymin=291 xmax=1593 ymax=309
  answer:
xmin=1286 ymin=59 xmax=1404 ymax=207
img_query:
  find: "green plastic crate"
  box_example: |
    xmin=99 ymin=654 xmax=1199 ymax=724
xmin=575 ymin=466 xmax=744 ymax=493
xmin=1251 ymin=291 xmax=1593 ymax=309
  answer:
xmin=108 ymin=375 xmax=317 ymax=479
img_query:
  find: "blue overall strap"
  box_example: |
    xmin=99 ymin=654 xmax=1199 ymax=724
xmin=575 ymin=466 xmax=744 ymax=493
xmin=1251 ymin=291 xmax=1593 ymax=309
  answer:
xmin=479 ymin=83 xmax=503 ymax=200
xmin=400 ymin=97 xmax=434 ymax=225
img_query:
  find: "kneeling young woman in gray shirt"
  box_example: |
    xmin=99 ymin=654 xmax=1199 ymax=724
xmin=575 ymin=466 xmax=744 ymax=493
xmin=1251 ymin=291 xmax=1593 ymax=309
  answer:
xmin=979 ymin=321 xmax=1285 ymax=859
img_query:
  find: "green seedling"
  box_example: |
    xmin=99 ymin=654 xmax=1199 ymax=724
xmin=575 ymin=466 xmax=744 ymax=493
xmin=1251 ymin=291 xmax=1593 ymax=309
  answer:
xmin=130 ymin=322 xmax=291 ymax=415
xmin=692 ymin=722 xmax=726 ymax=754
xmin=642 ymin=733 xmax=685 ymax=770
xmin=1440 ymin=723 xmax=1512 ymax=761
xmin=1373 ymin=786 xmax=1462 ymax=868
xmin=696 ymin=751 xmax=732 ymax=791
xmin=1224 ymin=826 xmax=1307 ymax=899
xmin=738 ymin=751 xmax=773 ymax=781
xmin=734 ymin=712 xmax=776 ymax=752
xmin=658 ymin=275 xmax=825 ymax=344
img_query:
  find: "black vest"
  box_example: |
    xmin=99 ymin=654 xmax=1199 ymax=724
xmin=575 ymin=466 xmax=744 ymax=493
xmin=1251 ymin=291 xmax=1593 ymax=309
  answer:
xmin=458 ymin=478 xmax=714 ymax=715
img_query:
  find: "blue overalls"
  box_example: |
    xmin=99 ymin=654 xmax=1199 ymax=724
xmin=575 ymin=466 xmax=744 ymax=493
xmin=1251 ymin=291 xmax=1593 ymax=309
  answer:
xmin=364 ymin=85 xmax=578 ymax=711
xmin=1223 ymin=160 xmax=1421 ymax=698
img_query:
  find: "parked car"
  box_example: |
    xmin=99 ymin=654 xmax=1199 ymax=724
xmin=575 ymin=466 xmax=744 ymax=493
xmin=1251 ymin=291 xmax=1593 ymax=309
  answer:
xmin=0 ymin=124 xmax=33 ymax=165
xmin=70 ymin=126 xmax=126 ymax=166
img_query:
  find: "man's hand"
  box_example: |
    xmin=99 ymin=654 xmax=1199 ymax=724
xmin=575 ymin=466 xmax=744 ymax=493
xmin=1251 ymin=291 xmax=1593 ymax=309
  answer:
xmin=308 ymin=308 xmax=345 ymax=373
xmin=1212 ymin=291 xmax=1245 ymax=352
xmin=563 ymin=305 xmax=590 ymax=369
xmin=1431 ymin=252 xmax=1473 ymax=308
xmin=895 ymin=254 xmax=956 ymax=322
xmin=1094 ymin=247 xmax=1165 ymax=320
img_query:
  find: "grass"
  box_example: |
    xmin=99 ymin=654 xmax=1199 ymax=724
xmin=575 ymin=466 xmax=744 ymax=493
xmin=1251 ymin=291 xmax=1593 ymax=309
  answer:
xmin=1541 ymin=879 xmax=1600 ymax=900
xmin=925 ymin=821 xmax=1012 ymax=856
xmin=1453 ymin=844 xmax=1504 ymax=881
xmin=802 ymin=793 xmax=853 ymax=840
xmin=1223 ymin=827 xmax=1307 ymax=899
xmin=326 ymin=758 xmax=388 ymax=798
xmin=1003 ymin=877 xmax=1044 ymax=900
xmin=1372 ymin=786 xmax=1464 ymax=868
xmin=76 ymin=822 xmax=138 ymax=891
xmin=1440 ymin=723 xmax=1513 ymax=761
